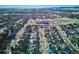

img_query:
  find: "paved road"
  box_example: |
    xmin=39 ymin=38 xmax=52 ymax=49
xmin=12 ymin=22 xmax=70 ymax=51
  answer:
xmin=10 ymin=19 xmax=32 ymax=47
xmin=9 ymin=19 xmax=49 ymax=54
xmin=52 ymin=18 xmax=79 ymax=52
xmin=7 ymin=18 xmax=79 ymax=54
xmin=5 ymin=19 xmax=31 ymax=54
xmin=38 ymin=28 xmax=48 ymax=54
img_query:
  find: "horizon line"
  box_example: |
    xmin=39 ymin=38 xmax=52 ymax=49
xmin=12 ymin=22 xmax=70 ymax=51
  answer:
xmin=0 ymin=5 xmax=79 ymax=8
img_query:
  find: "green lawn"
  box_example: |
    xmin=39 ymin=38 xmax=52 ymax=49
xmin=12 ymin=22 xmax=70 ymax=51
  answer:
xmin=61 ymin=18 xmax=79 ymax=25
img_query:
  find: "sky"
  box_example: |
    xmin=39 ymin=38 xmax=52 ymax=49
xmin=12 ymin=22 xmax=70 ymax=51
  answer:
xmin=0 ymin=5 xmax=79 ymax=8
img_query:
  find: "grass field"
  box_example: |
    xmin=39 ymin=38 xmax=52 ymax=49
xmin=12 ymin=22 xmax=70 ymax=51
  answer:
xmin=60 ymin=18 xmax=79 ymax=25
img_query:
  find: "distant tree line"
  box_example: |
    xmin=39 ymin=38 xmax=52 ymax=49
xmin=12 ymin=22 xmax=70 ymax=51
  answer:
xmin=59 ymin=14 xmax=79 ymax=19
